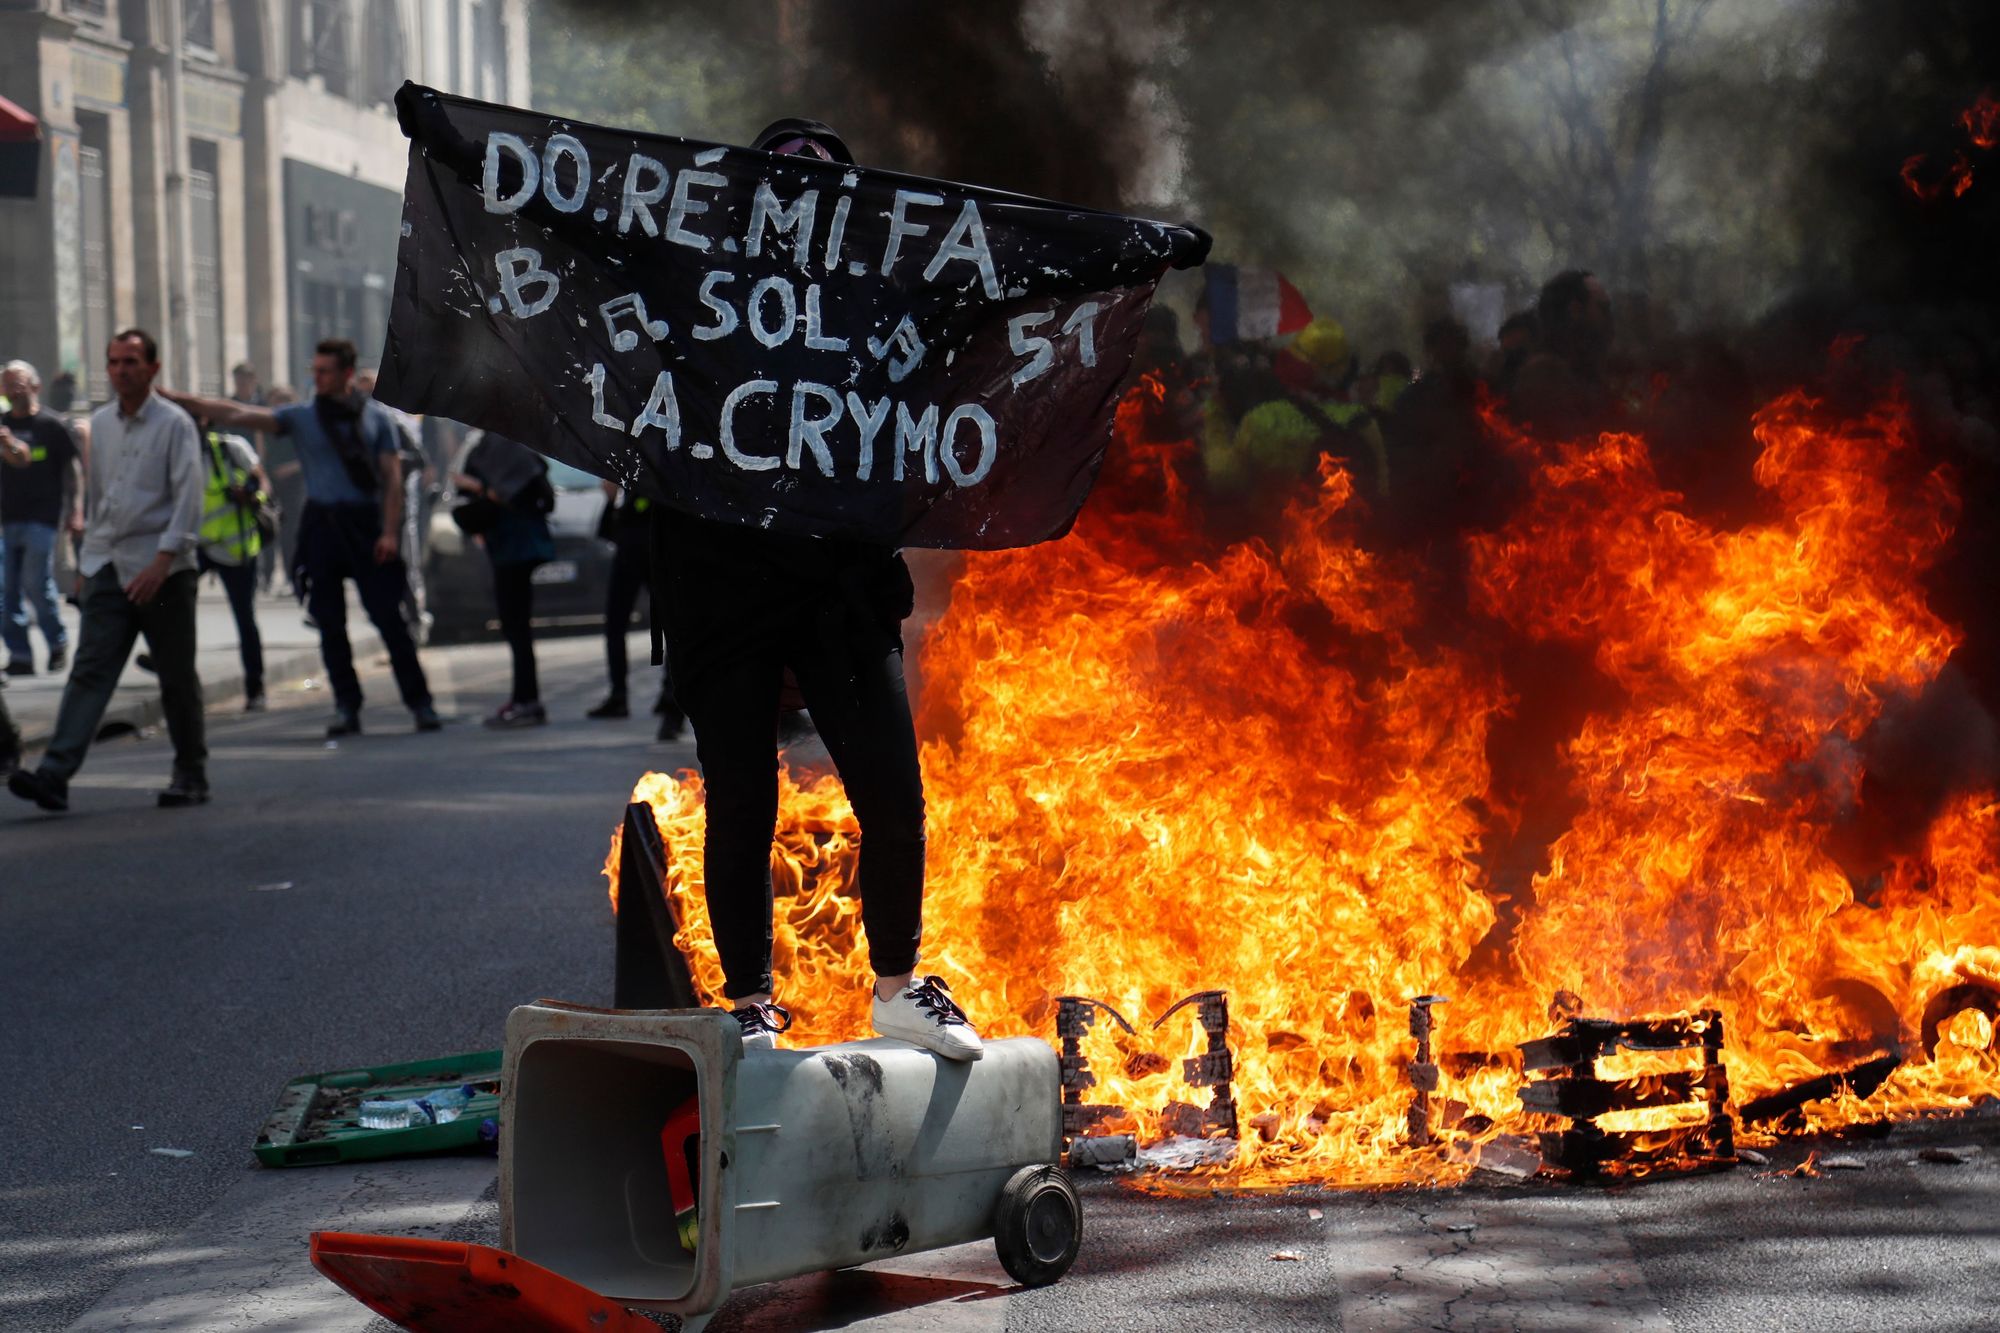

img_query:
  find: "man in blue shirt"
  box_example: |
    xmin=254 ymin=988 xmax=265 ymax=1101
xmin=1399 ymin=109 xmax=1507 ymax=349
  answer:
xmin=168 ymin=338 xmax=439 ymax=736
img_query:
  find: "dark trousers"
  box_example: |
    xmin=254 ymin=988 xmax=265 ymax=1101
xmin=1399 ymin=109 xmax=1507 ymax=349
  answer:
xmin=603 ymin=538 xmax=676 ymax=705
xmin=604 ymin=540 xmax=646 ymax=697
xmin=199 ymin=551 xmax=263 ymax=696
xmin=686 ymin=643 xmax=924 ymax=999
xmin=42 ymin=566 xmax=205 ymax=782
xmin=491 ymin=559 xmax=539 ymax=704
xmin=298 ymin=501 xmax=432 ymax=714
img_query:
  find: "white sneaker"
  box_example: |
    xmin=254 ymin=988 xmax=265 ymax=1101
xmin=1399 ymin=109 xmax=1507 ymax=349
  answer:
xmin=871 ymin=976 xmax=984 ymax=1061
xmin=730 ymin=1002 xmax=792 ymax=1051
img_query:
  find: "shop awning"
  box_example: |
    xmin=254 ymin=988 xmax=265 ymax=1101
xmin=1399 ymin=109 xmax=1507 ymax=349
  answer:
xmin=0 ymin=93 xmax=41 ymax=198
xmin=0 ymin=93 xmax=38 ymax=143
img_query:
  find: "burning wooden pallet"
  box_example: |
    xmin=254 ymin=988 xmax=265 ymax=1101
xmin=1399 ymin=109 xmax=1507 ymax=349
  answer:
xmin=1056 ymin=990 xmax=1240 ymax=1168
xmin=1517 ymin=1009 xmax=1735 ymax=1179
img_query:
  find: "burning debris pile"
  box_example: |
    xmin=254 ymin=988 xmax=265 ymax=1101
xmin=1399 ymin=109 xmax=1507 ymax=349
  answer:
xmin=607 ymin=357 xmax=2000 ymax=1187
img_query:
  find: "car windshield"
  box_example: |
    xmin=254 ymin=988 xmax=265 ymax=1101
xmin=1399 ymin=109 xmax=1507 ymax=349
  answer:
xmin=543 ymin=458 xmax=599 ymax=491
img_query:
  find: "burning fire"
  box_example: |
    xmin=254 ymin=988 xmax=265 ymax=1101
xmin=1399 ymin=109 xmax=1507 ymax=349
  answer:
xmin=607 ymin=368 xmax=2000 ymax=1185
xmin=1962 ymin=92 xmax=2000 ymax=151
xmin=1902 ymin=152 xmax=1975 ymax=203
xmin=1901 ymin=90 xmax=1997 ymax=200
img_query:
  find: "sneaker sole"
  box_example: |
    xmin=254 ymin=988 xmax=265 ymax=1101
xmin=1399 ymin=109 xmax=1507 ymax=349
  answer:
xmin=871 ymin=1019 xmax=985 ymax=1061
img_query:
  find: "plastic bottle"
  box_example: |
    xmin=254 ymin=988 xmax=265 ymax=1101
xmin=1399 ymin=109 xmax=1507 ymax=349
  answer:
xmin=356 ymin=1084 xmax=478 ymax=1130
xmin=357 ymin=1099 xmax=428 ymax=1130
xmin=421 ymin=1085 xmax=476 ymax=1124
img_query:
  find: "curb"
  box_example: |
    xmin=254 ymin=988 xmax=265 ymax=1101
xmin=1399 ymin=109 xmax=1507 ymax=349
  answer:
xmin=12 ymin=627 xmax=382 ymax=751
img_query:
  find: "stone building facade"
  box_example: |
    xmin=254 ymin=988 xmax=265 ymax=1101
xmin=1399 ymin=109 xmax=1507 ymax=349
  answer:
xmin=0 ymin=0 xmax=529 ymax=404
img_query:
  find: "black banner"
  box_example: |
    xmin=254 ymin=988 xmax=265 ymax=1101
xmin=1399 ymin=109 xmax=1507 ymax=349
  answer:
xmin=379 ymin=84 xmax=1208 ymax=549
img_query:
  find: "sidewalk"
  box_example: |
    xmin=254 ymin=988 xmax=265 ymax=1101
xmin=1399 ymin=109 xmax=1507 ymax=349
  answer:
xmin=0 ymin=575 xmax=380 ymax=749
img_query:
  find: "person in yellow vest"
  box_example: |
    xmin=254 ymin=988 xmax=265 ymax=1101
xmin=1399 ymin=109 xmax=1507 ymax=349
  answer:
xmin=194 ymin=417 xmax=271 ymax=712
xmin=1201 ymin=320 xmax=1389 ymax=503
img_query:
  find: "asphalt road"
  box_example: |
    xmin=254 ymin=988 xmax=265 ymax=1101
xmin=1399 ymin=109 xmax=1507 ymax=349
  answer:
xmin=0 ymin=633 xmax=661 ymax=1331
xmin=5 ymin=633 xmax=2000 ymax=1331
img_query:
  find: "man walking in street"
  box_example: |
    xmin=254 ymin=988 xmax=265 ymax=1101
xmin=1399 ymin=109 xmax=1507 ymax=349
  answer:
xmin=0 ymin=360 xmax=84 ymax=676
xmin=167 ymin=338 xmax=440 ymax=737
xmin=7 ymin=330 xmax=209 ymax=812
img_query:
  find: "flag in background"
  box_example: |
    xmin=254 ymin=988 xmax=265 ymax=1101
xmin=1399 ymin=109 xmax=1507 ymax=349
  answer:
xmin=1203 ymin=264 xmax=1313 ymax=343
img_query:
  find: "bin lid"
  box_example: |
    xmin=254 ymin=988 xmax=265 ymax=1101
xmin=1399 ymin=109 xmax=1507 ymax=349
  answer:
xmin=310 ymin=1232 xmax=658 ymax=1332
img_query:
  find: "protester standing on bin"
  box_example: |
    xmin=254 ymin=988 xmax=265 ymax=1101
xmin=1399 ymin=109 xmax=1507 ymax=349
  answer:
xmin=0 ymin=359 xmax=84 ymax=676
xmin=165 ymin=338 xmax=441 ymax=738
xmin=588 ymin=482 xmax=685 ymax=741
xmin=7 ymin=331 xmax=209 ymax=812
xmin=651 ymin=119 xmax=982 ymax=1061
xmin=193 ymin=416 xmax=271 ymax=711
xmin=452 ymin=431 xmax=554 ymax=728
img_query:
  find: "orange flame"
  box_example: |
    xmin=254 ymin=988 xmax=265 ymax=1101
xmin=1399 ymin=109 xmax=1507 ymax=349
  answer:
xmin=1903 ymin=91 xmax=1999 ymax=200
xmin=1903 ymin=152 xmax=1976 ymax=202
xmin=1962 ymin=92 xmax=2000 ymax=151
xmin=607 ymin=374 xmax=1998 ymax=1185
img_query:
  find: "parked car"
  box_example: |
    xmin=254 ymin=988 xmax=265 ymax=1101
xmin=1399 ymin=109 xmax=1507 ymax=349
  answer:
xmin=424 ymin=445 xmax=640 ymax=643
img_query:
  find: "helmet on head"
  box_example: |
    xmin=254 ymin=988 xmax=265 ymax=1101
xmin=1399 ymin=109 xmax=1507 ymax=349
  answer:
xmin=1290 ymin=317 xmax=1349 ymax=372
xmin=751 ymin=117 xmax=855 ymax=165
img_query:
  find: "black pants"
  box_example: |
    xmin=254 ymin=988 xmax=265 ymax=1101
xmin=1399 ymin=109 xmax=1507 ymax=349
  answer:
xmin=491 ymin=558 xmax=539 ymax=704
xmin=686 ymin=643 xmax=925 ymax=999
xmin=604 ymin=539 xmax=646 ymax=697
xmin=297 ymin=501 xmax=432 ymax=714
xmin=199 ymin=551 xmax=263 ymax=696
xmin=42 ymin=567 xmax=205 ymax=782
xmin=603 ymin=537 xmax=677 ymax=705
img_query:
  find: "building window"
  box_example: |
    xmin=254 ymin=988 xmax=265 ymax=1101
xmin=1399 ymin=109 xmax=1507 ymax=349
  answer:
xmin=364 ymin=0 xmax=407 ymax=108
xmin=66 ymin=0 xmax=110 ymax=22
xmin=189 ymin=140 xmax=225 ymax=395
xmin=294 ymin=0 xmax=351 ymax=98
xmin=471 ymin=0 xmax=503 ymax=102
xmin=78 ymin=114 xmax=113 ymax=405
xmin=184 ymin=0 xmax=216 ymax=52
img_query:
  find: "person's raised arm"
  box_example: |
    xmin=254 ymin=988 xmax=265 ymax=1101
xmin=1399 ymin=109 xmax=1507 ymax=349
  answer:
xmin=159 ymin=388 xmax=282 ymax=437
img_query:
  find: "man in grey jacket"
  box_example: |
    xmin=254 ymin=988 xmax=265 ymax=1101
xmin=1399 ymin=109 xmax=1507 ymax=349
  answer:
xmin=7 ymin=330 xmax=208 ymax=812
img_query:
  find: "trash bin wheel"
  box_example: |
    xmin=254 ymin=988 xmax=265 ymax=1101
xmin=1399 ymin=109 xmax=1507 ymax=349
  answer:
xmin=993 ymin=1164 xmax=1081 ymax=1287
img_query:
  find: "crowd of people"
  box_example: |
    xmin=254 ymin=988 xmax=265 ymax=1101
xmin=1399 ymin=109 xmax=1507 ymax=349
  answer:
xmin=1147 ymin=262 xmax=2000 ymax=562
xmin=1130 ymin=268 xmax=1656 ymax=556
xmin=0 ymin=331 xmax=680 ymax=811
xmin=10 ymin=265 xmax=1998 ymax=814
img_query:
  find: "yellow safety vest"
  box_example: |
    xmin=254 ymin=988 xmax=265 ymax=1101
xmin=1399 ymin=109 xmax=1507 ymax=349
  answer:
xmin=199 ymin=431 xmax=263 ymax=565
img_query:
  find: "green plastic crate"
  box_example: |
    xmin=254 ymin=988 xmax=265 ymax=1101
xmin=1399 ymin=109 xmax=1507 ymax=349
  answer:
xmin=254 ymin=1049 xmax=503 ymax=1167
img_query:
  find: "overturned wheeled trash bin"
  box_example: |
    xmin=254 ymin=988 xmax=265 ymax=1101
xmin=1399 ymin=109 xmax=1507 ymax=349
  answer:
xmin=500 ymin=999 xmax=1080 ymax=1329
